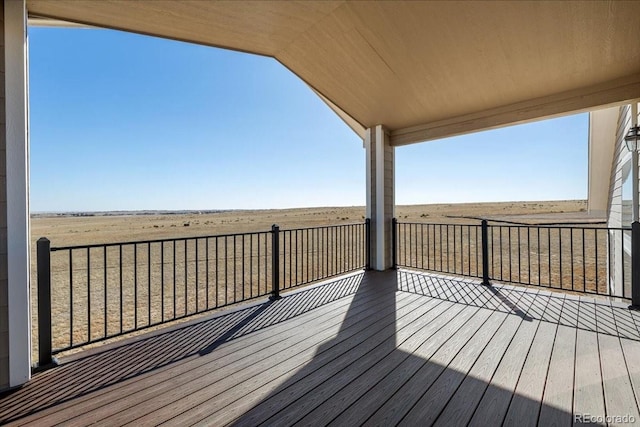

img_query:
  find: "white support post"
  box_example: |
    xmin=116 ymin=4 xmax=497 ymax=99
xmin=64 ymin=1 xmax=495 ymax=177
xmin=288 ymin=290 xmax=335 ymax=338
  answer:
xmin=5 ymin=0 xmax=31 ymax=387
xmin=365 ymin=125 xmax=394 ymax=270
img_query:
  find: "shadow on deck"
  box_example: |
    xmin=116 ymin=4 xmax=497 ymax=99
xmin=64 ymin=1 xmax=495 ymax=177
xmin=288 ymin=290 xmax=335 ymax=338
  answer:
xmin=1 ymin=269 xmax=640 ymax=426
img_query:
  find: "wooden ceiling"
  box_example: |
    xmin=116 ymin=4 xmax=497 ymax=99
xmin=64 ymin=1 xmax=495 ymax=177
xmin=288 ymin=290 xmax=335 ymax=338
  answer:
xmin=27 ymin=0 xmax=640 ymax=145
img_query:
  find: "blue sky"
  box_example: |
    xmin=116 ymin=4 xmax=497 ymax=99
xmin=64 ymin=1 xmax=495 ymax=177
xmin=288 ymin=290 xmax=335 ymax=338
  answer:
xmin=29 ymin=28 xmax=587 ymax=212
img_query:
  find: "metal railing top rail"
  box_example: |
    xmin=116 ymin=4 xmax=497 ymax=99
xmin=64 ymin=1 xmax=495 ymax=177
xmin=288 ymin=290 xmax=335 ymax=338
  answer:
xmin=50 ymin=229 xmax=272 ymax=251
xmin=50 ymin=222 xmax=369 ymax=251
xmin=279 ymin=221 xmax=368 ymax=232
xmin=396 ymin=220 xmax=624 ymax=231
xmin=396 ymin=221 xmax=481 ymax=227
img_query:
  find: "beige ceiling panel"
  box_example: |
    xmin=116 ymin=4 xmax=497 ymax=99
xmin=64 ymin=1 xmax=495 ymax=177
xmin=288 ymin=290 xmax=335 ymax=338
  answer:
xmin=26 ymin=0 xmax=640 ymax=141
xmin=27 ymin=0 xmax=344 ymax=56
xmin=280 ymin=1 xmax=640 ymax=131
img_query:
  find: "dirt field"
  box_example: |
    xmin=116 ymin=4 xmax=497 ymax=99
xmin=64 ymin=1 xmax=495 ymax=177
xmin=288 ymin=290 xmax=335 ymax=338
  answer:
xmin=30 ymin=200 xmax=593 ymax=361
xmin=31 ymin=200 xmax=590 ymax=247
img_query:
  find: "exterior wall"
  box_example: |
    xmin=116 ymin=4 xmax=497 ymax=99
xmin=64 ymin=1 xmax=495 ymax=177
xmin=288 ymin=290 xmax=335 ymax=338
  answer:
xmin=607 ymin=105 xmax=632 ymax=228
xmin=606 ymin=104 xmax=637 ymax=297
xmin=0 ymin=0 xmax=7 ymax=391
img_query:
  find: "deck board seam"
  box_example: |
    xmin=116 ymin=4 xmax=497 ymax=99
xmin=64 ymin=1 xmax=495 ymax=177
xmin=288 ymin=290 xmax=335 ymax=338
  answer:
xmin=536 ymin=294 xmax=573 ymax=427
xmin=72 ymin=293 xmax=427 ymax=426
xmin=288 ymin=304 xmax=495 ymax=426
xmin=608 ymin=301 xmax=640 ymax=417
xmin=498 ymin=289 xmax=555 ymax=426
xmin=594 ymin=298 xmax=608 ymax=421
xmin=249 ymin=299 xmax=475 ymax=426
xmin=465 ymin=288 xmax=541 ymax=426
xmin=324 ymin=298 xmax=504 ymax=426
xmin=7 ymin=281 xmax=401 ymax=426
xmin=109 ymin=293 xmax=439 ymax=425
xmin=437 ymin=287 xmax=541 ymax=426
xmin=394 ymin=306 xmax=508 ymax=425
xmin=570 ymin=294 xmax=581 ymax=421
xmin=361 ymin=289 xmax=517 ymax=426
xmin=168 ymin=296 xmax=456 ymax=426
xmin=403 ymin=283 xmax=534 ymax=426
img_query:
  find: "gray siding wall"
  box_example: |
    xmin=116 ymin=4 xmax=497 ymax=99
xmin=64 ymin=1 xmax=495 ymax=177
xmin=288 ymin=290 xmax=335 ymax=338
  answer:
xmin=0 ymin=0 xmax=8 ymax=391
xmin=607 ymin=105 xmax=632 ymax=228
xmin=607 ymin=104 xmax=636 ymax=296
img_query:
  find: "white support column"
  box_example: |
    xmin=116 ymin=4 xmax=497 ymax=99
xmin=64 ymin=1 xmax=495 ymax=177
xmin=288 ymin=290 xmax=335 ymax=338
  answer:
xmin=365 ymin=125 xmax=394 ymax=270
xmin=5 ymin=0 xmax=30 ymax=387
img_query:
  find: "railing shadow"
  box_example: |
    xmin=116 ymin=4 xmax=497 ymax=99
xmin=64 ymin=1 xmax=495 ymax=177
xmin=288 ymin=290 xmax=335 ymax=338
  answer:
xmin=2 ymin=269 xmax=636 ymax=424
xmin=0 ymin=272 xmax=365 ymax=424
xmin=397 ymin=269 xmax=640 ymax=342
xmin=229 ymin=269 xmax=579 ymax=426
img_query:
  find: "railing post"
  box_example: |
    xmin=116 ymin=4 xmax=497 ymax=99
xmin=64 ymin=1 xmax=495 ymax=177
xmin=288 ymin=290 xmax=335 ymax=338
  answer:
xmin=365 ymin=218 xmax=371 ymax=270
xmin=271 ymin=224 xmax=280 ymax=300
xmin=36 ymin=237 xmax=56 ymax=371
xmin=481 ymin=220 xmax=491 ymax=286
xmin=392 ymin=218 xmax=398 ymax=269
xmin=632 ymin=221 xmax=640 ymax=307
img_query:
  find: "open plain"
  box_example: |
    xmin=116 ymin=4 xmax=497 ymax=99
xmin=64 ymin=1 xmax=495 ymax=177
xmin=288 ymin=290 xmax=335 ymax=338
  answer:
xmin=29 ymin=200 xmax=594 ymax=361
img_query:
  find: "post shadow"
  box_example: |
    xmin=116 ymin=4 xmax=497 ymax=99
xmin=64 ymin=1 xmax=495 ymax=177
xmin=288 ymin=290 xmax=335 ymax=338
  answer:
xmin=230 ymin=270 xmax=577 ymax=427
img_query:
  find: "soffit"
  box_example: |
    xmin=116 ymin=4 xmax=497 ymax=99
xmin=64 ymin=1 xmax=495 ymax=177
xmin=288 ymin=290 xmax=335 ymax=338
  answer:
xmin=27 ymin=0 xmax=640 ymax=143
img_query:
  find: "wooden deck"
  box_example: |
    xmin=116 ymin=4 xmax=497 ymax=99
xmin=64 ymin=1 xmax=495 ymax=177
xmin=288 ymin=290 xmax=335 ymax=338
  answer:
xmin=2 ymin=269 xmax=640 ymax=426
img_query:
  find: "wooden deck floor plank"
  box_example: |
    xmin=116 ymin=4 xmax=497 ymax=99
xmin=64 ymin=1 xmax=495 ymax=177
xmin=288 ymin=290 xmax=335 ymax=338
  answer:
xmin=595 ymin=302 xmax=619 ymax=336
xmin=559 ymin=297 xmax=580 ymax=328
xmin=573 ymin=329 xmax=605 ymax=426
xmin=539 ymin=293 xmax=565 ymax=324
xmin=502 ymin=310 xmax=559 ymax=427
xmin=294 ymin=306 xmax=496 ymax=427
xmin=229 ymin=303 xmax=480 ymax=426
xmin=537 ymin=324 xmax=577 ymax=427
xmin=619 ymin=338 xmax=640 ymax=421
xmin=523 ymin=291 xmax=550 ymax=321
xmin=110 ymin=292 xmax=440 ymax=426
xmin=430 ymin=288 xmax=540 ymax=427
xmin=164 ymin=297 xmax=463 ymax=426
xmin=256 ymin=287 xmax=518 ymax=427
xmin=575 ymin=297 xmax=598 ymax=333
xmin=11 ymin=283 xmax=401 ymax=427
xmin=1 ymin=270 xmax=637 ymax=427
xmin=328 ymin=293 xmax=514 ymax=427
xmin=403 ymin=311 xmax=522 ymax=426
xmin=611 ymin=306 xmax=640 ymax=341
xmin=467 ymin=311 xmax=540 ymax=426
xmin=48 ymin=291 xmax=425 ymax=427
xmin=364 ymin=309 xmax=510 ymax=426
xmin=6 ymin=279 xmax=375 ymax=425
xmin=598 ymin=302 xmax=640 ymax=423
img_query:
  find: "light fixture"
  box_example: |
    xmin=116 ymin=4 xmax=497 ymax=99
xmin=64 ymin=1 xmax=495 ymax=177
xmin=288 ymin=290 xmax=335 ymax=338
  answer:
xmin=626 ymin=125 xmax=640 ymax=152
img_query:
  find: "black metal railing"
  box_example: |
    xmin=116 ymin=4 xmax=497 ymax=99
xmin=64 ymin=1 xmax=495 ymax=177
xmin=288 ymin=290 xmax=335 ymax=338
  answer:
xmin=394 ymin=220 xmax=483 ymax=279
xmin=36 ymin=221 xmax=369 ymax=367
xmin=279 ymin=223 xmax=368 ymax=292
xmin=394 ymin=219 xmax=632 ymax=300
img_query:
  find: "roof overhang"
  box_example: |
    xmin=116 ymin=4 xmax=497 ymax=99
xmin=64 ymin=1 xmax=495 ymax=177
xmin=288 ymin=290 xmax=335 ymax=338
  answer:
xmin=26 ymin=1 xmax=640 ymax=144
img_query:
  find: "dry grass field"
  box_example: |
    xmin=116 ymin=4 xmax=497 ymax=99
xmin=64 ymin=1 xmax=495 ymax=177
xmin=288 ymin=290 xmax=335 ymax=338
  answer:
xmin=30 ymin=200 xmax=594 ymax=361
